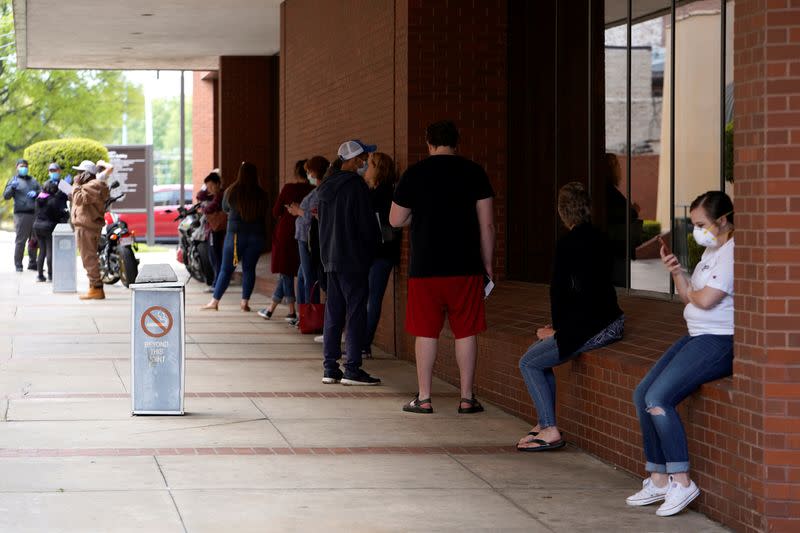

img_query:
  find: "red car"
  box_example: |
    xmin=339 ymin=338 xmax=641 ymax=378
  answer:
xmin=117 ymin=184 xmax=194 ymax=242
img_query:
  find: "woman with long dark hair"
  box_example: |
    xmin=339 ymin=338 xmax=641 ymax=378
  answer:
xmin=202 ymin=162 xmax=268 ymax=311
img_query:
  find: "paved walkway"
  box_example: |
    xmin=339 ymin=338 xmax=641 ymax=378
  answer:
xmin=0 ymin=231 xmax=728 ymax=532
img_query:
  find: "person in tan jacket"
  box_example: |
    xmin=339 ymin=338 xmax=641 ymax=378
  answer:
xmin=70 ymin=160 xmax=109 ymax=300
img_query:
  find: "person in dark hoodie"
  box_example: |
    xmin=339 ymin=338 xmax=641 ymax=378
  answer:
xmin=33 ymin=180 xmax=68 ymax=282
xmin=316 ymin=140 xmax=381 ymax=386
xmin=3 ymin=159 xmax=41 ymax=272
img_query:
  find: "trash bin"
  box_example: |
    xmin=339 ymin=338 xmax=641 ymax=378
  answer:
xmin=130 ymin=264 xmax=185 ymax=415
xmin=52 ymin=223 xmax=77 ymax=293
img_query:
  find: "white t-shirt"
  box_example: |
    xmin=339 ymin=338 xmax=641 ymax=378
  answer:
xmin=684 ymin=239 xmax=734 ymax=336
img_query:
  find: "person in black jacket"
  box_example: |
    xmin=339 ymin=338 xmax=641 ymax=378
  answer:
xmin=361 ymin=151 xmax=401 ymax=359
xmin=33 ymin=180 xmax=68 ymax=282
xmin=516 ymin=182 xmax=625 ymax=452
xmin=316 ymin=140 xmax=381 ymax=386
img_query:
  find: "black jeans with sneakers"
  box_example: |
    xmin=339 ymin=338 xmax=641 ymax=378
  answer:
xmin=322 ymin=271 xmax=368 ymax=377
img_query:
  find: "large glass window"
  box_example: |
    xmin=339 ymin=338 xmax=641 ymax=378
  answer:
xmin=602 ymin=0 xmax=732 ymax=295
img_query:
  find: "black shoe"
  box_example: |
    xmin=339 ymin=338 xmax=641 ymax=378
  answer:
xmin=27 ymin=264 xmax=37 ymax=271
xmin=284 ymin=313 xmax=297 ymax=322
xmin=341 ymin=370 xmax=381 ymax=386
xmin=36 ymin=276 xmax=47 ymax=283
xmin=322 ymin=369 xmax=343 ymax=384
xmin=15 ymin=266 xmax=23 ymax=273
xmin=257 ymin=308 xmax=273 ymax=320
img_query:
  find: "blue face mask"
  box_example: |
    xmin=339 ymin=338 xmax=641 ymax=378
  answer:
xmin=49 ymin=172 xmax=60 ymax=181
xmin=18 ymin=167 xmax=29 ymax=177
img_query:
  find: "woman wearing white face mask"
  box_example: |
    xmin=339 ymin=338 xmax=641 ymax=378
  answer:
xmin=626 ymin=190 xmax=734 ymax=517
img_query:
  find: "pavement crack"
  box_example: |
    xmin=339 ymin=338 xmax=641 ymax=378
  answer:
xmin=154 ymin=456 xmax=188 ymax=533
xmin=250 ymin=398 xmax=294 ymax=448
xmin=111 ymin=360 xmax=128 ymax=393
xmin=131 ymin=417 xmax=266 ymax=435
xmin=448 ymin=454 xmax=556 ymax=533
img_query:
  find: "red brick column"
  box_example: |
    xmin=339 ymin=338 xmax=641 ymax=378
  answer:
xmin=191 ymin=71 xmax=218 ymax=194
xmin=734 ymin=2 xmax=800 ymax=532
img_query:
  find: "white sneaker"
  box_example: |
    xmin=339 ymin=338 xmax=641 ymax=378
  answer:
xmin=626 ymin=477 xmax=669 ymax=506
xmin=314 ymin=335 xmax=324 ymax=343
xmin=656 ymin=476 xmax=700 ymax=517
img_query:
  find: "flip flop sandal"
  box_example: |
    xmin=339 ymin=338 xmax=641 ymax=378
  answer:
xmin=516 ymin=439 xmax=566 ymax=452
xmin=458 ymin=397 xmax=484 ymax=414
xmin=403 ymin=395 xmax=433 ymax=414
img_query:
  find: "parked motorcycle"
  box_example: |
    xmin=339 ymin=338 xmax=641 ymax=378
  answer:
xmin=99 ymin=182 xmax=140 ymax=287
xmin=174 ymin=203 xmax=214 ymax=284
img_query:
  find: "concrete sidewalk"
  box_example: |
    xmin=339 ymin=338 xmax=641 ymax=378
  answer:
xmin=0 ymin=232 xmax=727 ymax=532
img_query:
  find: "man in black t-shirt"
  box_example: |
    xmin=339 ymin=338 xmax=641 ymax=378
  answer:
xmin=390 ymin=121 xmax=495 ymax=414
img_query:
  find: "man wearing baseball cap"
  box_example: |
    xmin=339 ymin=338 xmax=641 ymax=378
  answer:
xmin=315 ymin=139 xmax=381 ymax=386
xmin=3 ymin=158 xmax=41 ymax=272
xmin=70 ymin=160 xmax=109 ymax=300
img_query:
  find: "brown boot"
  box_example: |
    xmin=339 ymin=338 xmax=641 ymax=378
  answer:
xmin=79 ymin=286 xmax=105 ymax=300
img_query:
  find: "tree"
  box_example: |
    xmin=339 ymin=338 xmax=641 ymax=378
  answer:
xmin=152 ymin=96 xmax=193 ymax=185
xmin=0 ymin=0 xmax=144 ymax=220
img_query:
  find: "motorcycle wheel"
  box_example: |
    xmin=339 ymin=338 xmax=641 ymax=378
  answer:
xmin=119 ymin=246 xmax=139 ymax=288
xmin=196 ymin=242 xmax=215 ymax=285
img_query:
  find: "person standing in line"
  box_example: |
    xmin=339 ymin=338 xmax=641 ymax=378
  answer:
xmin=197 ymin=171 xmax=227 ymax=293
xmin=390 ymin=121 xmax=495 ymax=413
xmin=32 ymin=180 xmax=67 ymax=282
xmin=317 ymin=140 xmax=381 ymax=386
xmin=516 ymin=182 xmax=624 ymax=452
xmin=258 ymin=160 xmax=315 ymax=322
xmin=626 ymin=191 xmax=735 ymax=517
xmin=3 ymin=159 xmax=41 ymax=272
xmin=202 ymin=162 xmax=268 ymax=312
xmin=361 ymin=151 xmax=401 ymax=359
xmin=288 ymin=156 xmax=330 ymax=308
xmin=70 ymin=160 xmax=109 ymax=300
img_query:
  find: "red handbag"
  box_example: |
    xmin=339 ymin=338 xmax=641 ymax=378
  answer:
xmin=298 ymin=283 xmax=325 ymax=334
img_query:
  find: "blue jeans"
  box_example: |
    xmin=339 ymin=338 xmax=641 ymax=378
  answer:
xmin=208 ymin=230 xmax=225 ymax=288
xmin=519 ymin=316 xmax=625 ymax=429
xmin=363 ymin=258 xmax=394 ymax=352
xmin=296 ymin=240 xmax=319 ymax=304
xmin=323 ymin=271 xmax=368 ymax=376
xmin=634 ymin=334 xmax=733 ymax=474
xmin=213 ymin=231 xmax=264 ymax=301
xmin=272 ymin=273 xmax=295 ymax=304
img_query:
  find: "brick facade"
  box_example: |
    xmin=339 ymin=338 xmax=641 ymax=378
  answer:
xmin=191 ymin=71 xmax=218 ymax=194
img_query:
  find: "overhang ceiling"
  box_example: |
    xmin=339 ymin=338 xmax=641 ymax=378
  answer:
xmin=13 ymin=0 xmax=281 ymax=70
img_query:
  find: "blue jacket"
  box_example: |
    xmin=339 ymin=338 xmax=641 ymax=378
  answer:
xmin=3 ymin=175 xmax=42 ymax=213
xmin=316 ymin=170 xmax=377 ymax=273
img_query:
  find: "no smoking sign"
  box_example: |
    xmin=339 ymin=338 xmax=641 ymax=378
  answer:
xmin=140 ymin=306 xmax=174 ymax=338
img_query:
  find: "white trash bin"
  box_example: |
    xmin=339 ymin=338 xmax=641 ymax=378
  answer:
xmin=52 ymin=223 xmax=77 ymax=293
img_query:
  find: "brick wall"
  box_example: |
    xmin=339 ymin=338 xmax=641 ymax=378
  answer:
xmin=191 ymin=71 xmax=218 ymax=194
xmin=733 ymin=1 xmax=800 ymax=532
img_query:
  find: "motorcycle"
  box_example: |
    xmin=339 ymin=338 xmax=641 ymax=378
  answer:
xmin=174 ymin=203 xmax=214 ymax=284
xmin=99 ymin=182 xmax=140 ymax=287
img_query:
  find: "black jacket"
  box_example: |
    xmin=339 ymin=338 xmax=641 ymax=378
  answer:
xmin=316 ymin=170 xmax=377 ymax=273
xmin=370 ymin=181 xmax=401 ymax=265
xmin=33 ymin=192 xmax=68 ymax=234
xmin=551 ymin=222 xmax=623 ymax=359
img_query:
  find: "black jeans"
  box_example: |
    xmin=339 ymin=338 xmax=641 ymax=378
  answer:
xmin=34 ymin=228 xmax=53 ymax=279
xmin=208 ymin=230 xmax=225 ymax=287
xmin=323 ymin=271 xmax=368 ymax=376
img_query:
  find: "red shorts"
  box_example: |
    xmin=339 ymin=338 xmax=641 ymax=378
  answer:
xmin=406 ymin=275 xmax=486 ymax=339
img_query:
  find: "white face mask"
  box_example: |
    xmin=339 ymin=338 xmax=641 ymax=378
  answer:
xmin=308 ymin=175 xmax=318 ymax=186
xmin=693 ymin=225 xmax=719 ymax=248
xmin=356 ymin=160 xmax=368 ymax=177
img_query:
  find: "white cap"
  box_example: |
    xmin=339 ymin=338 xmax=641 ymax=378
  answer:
xmin=72 ymin=160 xmax=97 ymax=174
xmin=337 ymin=140 xmax=377 ymax=161
xmin=96 ymin=159 xmax=111 ymax=170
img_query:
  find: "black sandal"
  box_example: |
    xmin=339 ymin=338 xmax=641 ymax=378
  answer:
xmin=516 ymin=439 xmax=566 ymax=452
xmin=458 ymin=397 xmax=484 ymax=414
xmin=403 ymin=395 xmax=433 ymax=414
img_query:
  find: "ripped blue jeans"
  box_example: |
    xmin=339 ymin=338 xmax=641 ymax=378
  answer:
xmin=633 ymin=334 xmax=733 ymax=474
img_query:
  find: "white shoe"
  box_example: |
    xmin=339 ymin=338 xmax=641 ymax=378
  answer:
xmin=314 ymin=335 xmax=324 ymax=343
xmin=626 ymin=477 xmax=669 ymax=506
xmin=656 ymin=476 xmax=700 ymax=517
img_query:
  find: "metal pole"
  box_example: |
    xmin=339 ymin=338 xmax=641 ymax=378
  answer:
xmin=720 ymin=0 xmax=727 ymax=191
xmin=588 ymin=0 xmax=593 ymax=196
xmin=179 ymin=71 xmax=186 ymax=209
xmin=626 ymin=0 xmax=632 ymax=290
xmin=670 ymin=0 xmax=676 ymax=297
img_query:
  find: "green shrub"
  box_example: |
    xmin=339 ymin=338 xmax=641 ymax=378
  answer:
xmin=23 ymin=138 xmax=109 ymax=182
xmin=687 ymin=233 xmax=703 ymax=272
xmin=641 ymin=220 xmax=661 ymax=243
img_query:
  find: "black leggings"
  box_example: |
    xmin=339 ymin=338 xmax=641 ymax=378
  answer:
xmin=34 ymin=228 xmax=53 ymax=279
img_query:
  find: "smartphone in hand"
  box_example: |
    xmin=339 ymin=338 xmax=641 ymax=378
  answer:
xmin=657 ymin=235 xmax=672 ymax=256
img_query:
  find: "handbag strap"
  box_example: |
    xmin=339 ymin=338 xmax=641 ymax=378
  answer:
xmin=308 ymin=281 xmax=320 ymax=301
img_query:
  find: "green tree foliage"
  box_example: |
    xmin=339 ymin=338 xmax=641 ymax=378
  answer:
xmin=24 ymin=138 xmax=109 ymax=182
xmin=0 ymin=0 xmax=144 ymax=219
xmin=152 ymin=96 xmax=193 ymax=185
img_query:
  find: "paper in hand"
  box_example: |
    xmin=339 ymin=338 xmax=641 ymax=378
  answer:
xmin=484 ymin=277 xmax=495 ymax=300
xmin=57 ymin=179 xmax=73 ymax=196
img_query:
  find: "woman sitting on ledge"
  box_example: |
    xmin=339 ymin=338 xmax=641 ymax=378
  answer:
xmin=627 ymin=191 xmax=734 ymax=517
xmin=516 ymin=182 xmax=625 ymax=452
